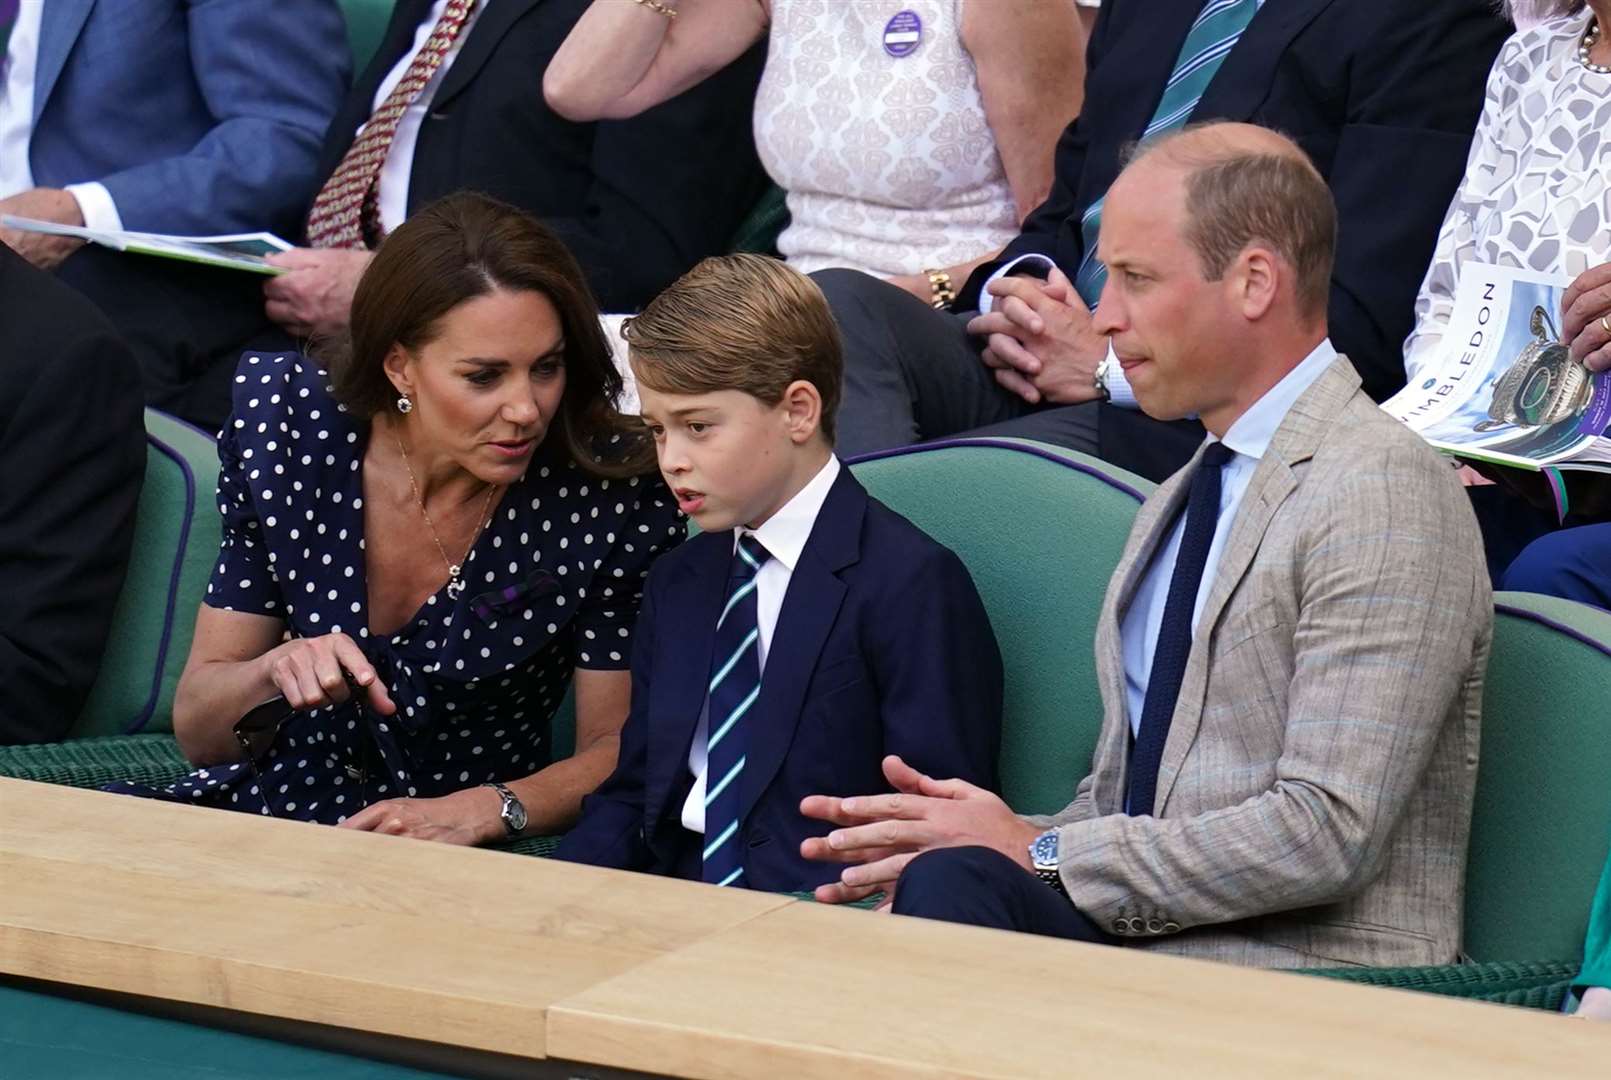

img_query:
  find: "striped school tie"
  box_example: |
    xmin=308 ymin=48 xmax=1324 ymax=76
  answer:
xmin=702 ymin=534 xmax=770 ymax=887
xmin=305 ymin=0 xmax=478 ymax=249
xmin=1072 ymin=0 xmax=1262 ymax=307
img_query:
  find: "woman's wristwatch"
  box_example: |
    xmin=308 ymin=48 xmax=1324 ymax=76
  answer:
xmin=924 ymin=267 xmax=956 ymax=310
xmin=483 ymin=781 xmax=528 ymax=838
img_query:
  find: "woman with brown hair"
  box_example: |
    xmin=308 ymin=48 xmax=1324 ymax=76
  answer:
xmin=107 ymin=193 xmax=681 ymax=845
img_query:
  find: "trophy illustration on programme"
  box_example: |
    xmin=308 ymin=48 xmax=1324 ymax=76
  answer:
xmin=1473 ymin=305 xmax=1595 ymax=432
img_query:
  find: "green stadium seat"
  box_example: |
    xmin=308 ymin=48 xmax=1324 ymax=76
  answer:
xmin=72 ymin=409 xmax=222 ymax=739
xmin=728 ymin=186 xmax=789 ymax=257
xmin=843 ymin=438 xmax=1152 ymax=813
xmin=340 ymin=0 xmax=396 ymax=72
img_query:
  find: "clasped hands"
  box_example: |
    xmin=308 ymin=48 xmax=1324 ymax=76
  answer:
xmin=966 ymin=266 xmax=1109 ymax=406
xmin=798 ymin=754 xmax=1040 ymax=907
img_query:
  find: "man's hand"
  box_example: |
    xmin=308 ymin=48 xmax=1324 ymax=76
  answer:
xmin=263 ymin=247 xmax=373 ymax=339
xmin=799 ymin=754 xmax=1039 ymax=905
xmin=337 ymin=784 xmax=503 ymax=846
xmin=1561 ymin=262 xmax=1611 ymax=373
xmin=966 ymin=267 xmax=1107 ymax=405
xmin=0 ymin=188 xmax=86 ymax=271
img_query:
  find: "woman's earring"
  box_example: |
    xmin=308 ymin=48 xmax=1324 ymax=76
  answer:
xmin=396 ymin=394 xmax=413 ymax=414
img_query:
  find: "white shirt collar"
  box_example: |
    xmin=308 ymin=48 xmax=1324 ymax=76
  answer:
xmin=735 ymin=455 xmax=841 ymax=573
xmin=1215 ymin=337 xmax=1338 ymax=461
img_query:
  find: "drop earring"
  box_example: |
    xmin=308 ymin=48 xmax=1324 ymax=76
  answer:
xmin=396 ymin=394 xmax=413 ymax=414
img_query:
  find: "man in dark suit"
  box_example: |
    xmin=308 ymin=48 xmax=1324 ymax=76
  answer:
xmin=556 ymin=255 xmax=1001 ymax=892
xmin=820 ymin=0 xmax=1512 ymax=481
xmin=65 ymin=0 xmax=769 ymax=433
xmin=0 ymin=245 xmax=145 ymax=744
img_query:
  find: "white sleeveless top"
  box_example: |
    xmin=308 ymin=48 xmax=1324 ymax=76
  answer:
xmin=753 ymin=0 xmax=1019 ymax=277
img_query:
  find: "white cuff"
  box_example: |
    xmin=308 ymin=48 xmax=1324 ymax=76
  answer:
xmin=64 ymin=182 xmax=124 ymax=234
xmin=979 ymin=253 xmax=1058 ymax=314
xmin=1103 ymin=340 xmax=1139 ymax=409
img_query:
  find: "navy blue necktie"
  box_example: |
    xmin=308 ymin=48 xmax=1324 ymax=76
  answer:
xmin=702 ymin=533 xmax=770 ymax=886
xmin=1128 ymin=442 xmax=1235 ymax=816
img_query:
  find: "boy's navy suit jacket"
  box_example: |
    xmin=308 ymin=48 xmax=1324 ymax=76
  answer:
xmin=556 ymin=468 xmax=1003 ymax=893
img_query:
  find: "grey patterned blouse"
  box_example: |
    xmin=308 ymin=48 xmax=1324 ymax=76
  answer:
xmin=1405 ymin=12 xmax=1611 ymax=382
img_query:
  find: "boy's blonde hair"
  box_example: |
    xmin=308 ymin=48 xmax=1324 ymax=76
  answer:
xmin=622 ymin=254 xmax=844 ymax=443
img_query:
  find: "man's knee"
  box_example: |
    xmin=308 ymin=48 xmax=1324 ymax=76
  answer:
xmin=893 ymin=845 xmax=1020 ymax=916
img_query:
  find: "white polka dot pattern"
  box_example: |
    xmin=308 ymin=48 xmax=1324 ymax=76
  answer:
xmin=108 ymin=352 xmax=682 ymax=823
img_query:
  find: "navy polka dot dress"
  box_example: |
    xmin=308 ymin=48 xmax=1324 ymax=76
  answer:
xmin=106 ymin=353 xmax=681 ymax=823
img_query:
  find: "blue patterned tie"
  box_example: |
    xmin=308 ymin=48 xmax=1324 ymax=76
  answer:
xmin=1127 ymin=442 xmax=1235 ymax=816
xmin=1073 ymin=0 xmax=1263 ymax=306
xmin=702 ymin=533 xmax=770 ymax=886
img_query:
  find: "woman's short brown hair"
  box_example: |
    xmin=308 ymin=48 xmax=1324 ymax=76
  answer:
xmin=622 ymin=254 xmax=844 ymax=443
xmin=322 ymin=191 xmax=652 ymax=477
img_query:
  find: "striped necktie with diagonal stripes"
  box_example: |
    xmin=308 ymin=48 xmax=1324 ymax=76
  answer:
xmin=701 ymin=533 xmax=770 ymax=887
xmin=305 ymin=0 xmax=478 ymax=249
xmin=1072 ymin=0 xmax=1263 ymax=307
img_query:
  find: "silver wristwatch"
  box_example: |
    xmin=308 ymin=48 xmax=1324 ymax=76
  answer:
xmin=1029 ymin=828 xmax=1067 ymax=897
xmin=1093 ymin=353 xmax=1114 ymax=402
xmin=484 ymin=781 xmax=528 ymax=838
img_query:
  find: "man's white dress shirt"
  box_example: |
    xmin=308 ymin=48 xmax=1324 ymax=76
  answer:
xmin=1119 ymin=338 xmax=1338 ymax=735
xmin=681 ymin=455 xmax=842 ymax=834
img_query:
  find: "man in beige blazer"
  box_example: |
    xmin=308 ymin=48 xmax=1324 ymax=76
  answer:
xmin=801 ymin=122 xmax=1493 ymax=969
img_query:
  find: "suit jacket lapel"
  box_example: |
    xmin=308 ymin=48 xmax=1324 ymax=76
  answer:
xmin=1195 ymin=0 xmax=1337 ymax=121
xmin=1153 ymin=356 xmax=1363 ymax=811
xmin=32 ymin=0 xmax=95 ymax=124
xmin=1089 ymin=459 xmax=1195 ymax=814
xmin=643 ymin=535 xmax=728 ymax=833
xmin=432 ymin=0 xmax=544 ymax=111
xmin=735 ymin=470 xmax=861 ymax=825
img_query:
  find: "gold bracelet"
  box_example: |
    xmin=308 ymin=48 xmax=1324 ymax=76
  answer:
xmin=631 ymin=0 xmax=679 ymax=17
xmin=924 ymin=268 xmax=956 ymax=311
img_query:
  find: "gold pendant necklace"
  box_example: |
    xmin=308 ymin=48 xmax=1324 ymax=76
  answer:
xmin=393 ymin=431 xmax=498 ymax=600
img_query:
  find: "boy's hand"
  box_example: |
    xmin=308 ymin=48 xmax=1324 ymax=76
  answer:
xmin=799 ymin=755 xmax=1038 ymax=903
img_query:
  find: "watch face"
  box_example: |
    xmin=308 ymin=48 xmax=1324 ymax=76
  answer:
xmin=1031 ymin=830 xmax=1060 ymax=868
xmin=506 ymin=799 xmax=528 ymax=833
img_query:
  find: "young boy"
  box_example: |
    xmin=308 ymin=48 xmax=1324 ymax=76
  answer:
xmin=556 ymin=254 xmax=1002 ymax=892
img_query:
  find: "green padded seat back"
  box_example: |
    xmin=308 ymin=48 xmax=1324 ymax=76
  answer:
xmin=728 ymin=186 xmax=789 ymax=256
xmin=1463 ymin=592 xmax=1611 ymax=962
xmin=845 ymin=438 xmax=1151 ymax=814
xmin=340 ymin=0 xmax=396 ymax=71
xmin=71 ymin=411 xmax=222 ymax=738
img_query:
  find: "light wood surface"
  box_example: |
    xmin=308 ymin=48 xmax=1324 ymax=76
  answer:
xmin=548 ymin=900 xmax=1606 ymax=1079
xmin=0 ymin=777 xmax=789 ymax=1057
xmin=5 ymin=777 xmax=1607 ymax=1076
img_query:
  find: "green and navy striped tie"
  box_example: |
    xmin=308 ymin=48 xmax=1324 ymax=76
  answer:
xmin=1073 ymin=0 xmax=1263 ymax=306
xmin=702 ymin=533 xmax=770 ymax=887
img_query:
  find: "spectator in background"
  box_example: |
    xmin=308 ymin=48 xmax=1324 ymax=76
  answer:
xmin=106 ymin=195 xmax=682 ymax=842
xmin=0 ymin=0 xmax=348 ymax=270
xmin=0 ymin=244 xmax=144 ymax=744
xmin=58 ymin=0 xmax=770 ymax=434
xmin=1400 ymin=0 xmax=1611 ymax=596
xmin=816 ymin=0 xmax=1511 ymax=482
xmin=543 ymin=0 xmax=1085 ymax=308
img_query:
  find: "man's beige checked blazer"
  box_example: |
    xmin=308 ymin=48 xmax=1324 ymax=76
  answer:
xmin=1041 ymin=356 xmax=1493 ymax=968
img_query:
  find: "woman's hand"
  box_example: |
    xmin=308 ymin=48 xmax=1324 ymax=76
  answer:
xmin=1561 ymin=263 xmax=1611 ymax=373
xmin=259 ymin=632 xmax=396 ymax=714
xmin=337 ymin=786 xmax=503 ymax=846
